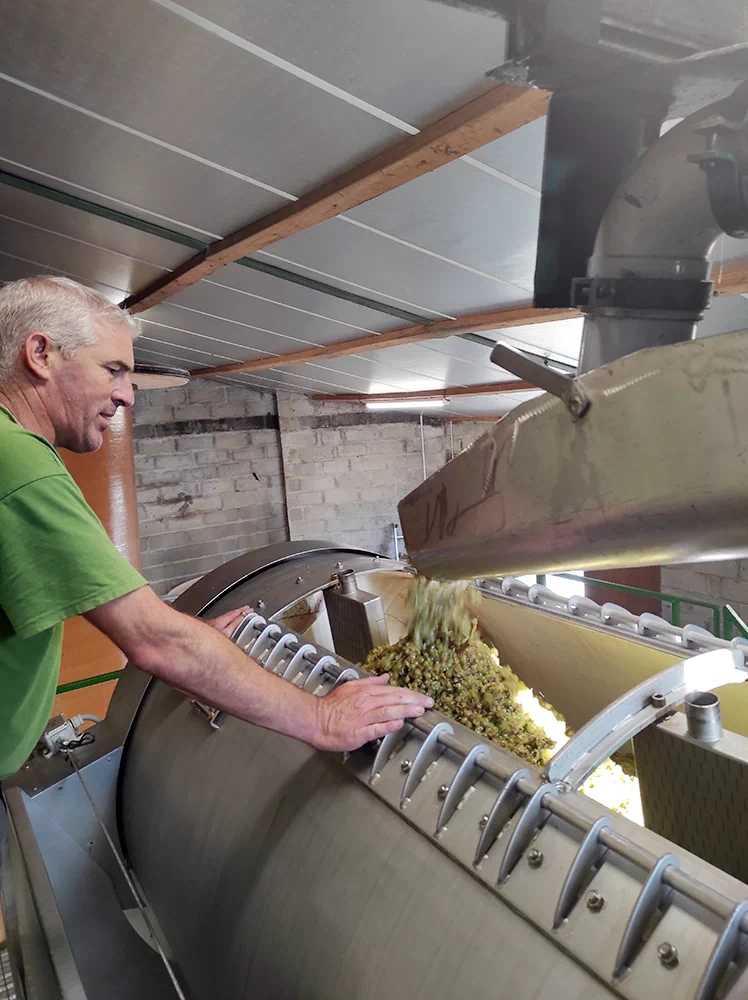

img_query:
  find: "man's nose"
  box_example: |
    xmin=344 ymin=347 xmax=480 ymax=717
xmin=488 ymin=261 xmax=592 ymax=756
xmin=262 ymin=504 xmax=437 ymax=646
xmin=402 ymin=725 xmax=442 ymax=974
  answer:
xmin=113 ymin=375 xmax=135 ymax=409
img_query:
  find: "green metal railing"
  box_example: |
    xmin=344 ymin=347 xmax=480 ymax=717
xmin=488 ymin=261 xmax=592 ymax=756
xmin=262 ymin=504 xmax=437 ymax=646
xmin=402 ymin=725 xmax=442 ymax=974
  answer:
xmin=535 ymin=572 xmax=748 ymax=640
xmin=55 ymin=669 xmax=124 ymax=696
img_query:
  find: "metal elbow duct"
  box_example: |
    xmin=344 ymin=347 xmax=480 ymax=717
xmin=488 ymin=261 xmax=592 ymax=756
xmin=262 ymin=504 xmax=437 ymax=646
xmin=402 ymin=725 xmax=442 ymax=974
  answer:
xmin=577 ymin=90 xmax=748 ymax=372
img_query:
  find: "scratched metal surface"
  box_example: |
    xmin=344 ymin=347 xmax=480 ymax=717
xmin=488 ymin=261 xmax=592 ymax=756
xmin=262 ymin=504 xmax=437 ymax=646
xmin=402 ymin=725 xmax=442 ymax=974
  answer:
xmin=399 ymin=328 xmax=748 ymax=579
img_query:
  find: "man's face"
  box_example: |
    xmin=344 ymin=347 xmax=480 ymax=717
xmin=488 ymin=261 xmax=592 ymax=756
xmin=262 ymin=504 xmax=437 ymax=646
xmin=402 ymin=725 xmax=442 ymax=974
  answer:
xmin=50 ymin=319 xmax=135 ymax=453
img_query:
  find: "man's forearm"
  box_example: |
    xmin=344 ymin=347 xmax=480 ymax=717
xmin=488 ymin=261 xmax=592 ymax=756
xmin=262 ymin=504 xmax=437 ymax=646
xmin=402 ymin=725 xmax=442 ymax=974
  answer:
xmin=138 ymin=609 xmax=323 ymax=745
xmin=85 ymin=585 xmax=432 ymax=752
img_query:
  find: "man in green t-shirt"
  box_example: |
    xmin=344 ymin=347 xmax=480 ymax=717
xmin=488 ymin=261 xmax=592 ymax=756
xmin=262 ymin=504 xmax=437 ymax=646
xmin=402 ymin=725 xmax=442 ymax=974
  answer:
xmin=0 ymin=275 xmax=431 ymax=779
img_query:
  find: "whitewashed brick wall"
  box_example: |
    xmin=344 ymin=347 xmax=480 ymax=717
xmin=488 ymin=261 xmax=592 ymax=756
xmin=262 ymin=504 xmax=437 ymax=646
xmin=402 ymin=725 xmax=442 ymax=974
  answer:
xmin=132 ymin=382 xmax=492 ymax=592
xmin=276 ymin=392 xmax=451 ymax=558
xmin=132 ymin=381 xmax=287 ymax=595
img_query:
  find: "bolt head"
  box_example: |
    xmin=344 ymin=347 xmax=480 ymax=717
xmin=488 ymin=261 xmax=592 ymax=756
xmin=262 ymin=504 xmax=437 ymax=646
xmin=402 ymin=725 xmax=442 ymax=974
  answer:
xmin=257 ymin=599 xmax=265 ymax=608
xmin=479 ymin=815 xmax=489 ymax=829
xmin=657 ymin=942 xmax=679 ymax=968
xmin=296 ymin=576 xmax=303 ymax=584
xmin=586 ymin=889 xmax=605 ymax=912
xmin=401 ymin=759 xmax=412 ymax=773
xmin=527 ymin=848 xmax=544 ymax=869
xmin=438 ymin=784 xmax=449 ymax=799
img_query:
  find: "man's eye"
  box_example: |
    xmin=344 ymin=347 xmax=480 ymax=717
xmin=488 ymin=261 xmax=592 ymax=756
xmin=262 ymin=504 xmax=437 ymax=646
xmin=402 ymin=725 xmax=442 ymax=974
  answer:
xmin=107 ymin=366 xmax=120 ymax=375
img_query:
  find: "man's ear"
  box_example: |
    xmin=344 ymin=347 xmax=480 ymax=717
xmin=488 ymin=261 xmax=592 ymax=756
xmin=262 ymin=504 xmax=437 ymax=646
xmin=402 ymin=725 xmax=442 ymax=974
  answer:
xmin=23 ymin=333 xmax=57 ymax=382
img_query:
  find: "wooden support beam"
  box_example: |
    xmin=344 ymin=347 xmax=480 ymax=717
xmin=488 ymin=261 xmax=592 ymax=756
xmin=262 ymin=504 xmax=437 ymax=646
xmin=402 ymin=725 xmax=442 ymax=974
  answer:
xmin=311 ymin=380 xmax=536 ymax=403
xmin=192 ymin=304 xmax=577 ymax=377
xmin=188 ymin=257 xmax=748 ymax=380
xmin=124 ymin=84 xmax=550 ymax=314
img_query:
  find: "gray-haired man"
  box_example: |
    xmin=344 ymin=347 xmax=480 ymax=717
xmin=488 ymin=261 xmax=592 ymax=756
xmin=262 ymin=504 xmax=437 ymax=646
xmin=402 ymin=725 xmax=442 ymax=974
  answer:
xmin=0 ymin=275 xmax=430 ymax=779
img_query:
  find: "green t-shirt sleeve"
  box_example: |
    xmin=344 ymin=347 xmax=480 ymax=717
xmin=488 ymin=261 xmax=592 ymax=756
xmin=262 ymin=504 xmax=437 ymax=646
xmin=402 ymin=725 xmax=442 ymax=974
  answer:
xmin=0 ymin=473 xmax=147 ymax=640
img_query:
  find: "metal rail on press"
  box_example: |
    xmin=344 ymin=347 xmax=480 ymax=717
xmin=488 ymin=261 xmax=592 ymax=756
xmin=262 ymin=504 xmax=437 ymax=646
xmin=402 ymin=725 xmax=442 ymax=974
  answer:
xmin=481 ymin=577 xmax=748 ymax=657
xmin=191 ymin=606 xmax=748 ymax=982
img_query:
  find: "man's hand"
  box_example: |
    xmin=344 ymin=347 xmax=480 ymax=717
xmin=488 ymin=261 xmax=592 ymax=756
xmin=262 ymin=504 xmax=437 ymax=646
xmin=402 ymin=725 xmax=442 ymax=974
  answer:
xmin=205 ymin=605 xmax=253 ymax=638
xmin=85 ymin=587 xmax=432 ymax=755
xmin=313 ymin=673 xmax=433 ymax=752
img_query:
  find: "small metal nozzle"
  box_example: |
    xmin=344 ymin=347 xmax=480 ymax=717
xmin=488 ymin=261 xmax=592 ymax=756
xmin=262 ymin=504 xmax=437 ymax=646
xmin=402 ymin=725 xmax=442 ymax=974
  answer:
xmin=685 ymin=690 xmax=722 ymax=743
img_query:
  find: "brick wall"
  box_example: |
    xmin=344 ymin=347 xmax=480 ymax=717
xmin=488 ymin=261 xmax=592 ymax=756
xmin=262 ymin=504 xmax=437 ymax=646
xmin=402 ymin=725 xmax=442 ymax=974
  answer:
xmin=132 ymin=381 xmax=287 ymax=595
xmin=132 ymin=382 xmax=490 ymax=593
xmin=276 ymin=392 xmax=452 ymax=558
xmin=661 ymin=561 xmax=748 ymax=630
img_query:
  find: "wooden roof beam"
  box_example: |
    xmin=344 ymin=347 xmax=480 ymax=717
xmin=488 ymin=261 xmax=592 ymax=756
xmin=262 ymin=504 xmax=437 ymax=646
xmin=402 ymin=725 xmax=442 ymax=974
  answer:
xmin=192 ymin=304 xmax=577 ymax=377
xmin=192 ymin=255 xmax=748 ymax=378
xmin=123 ymin=83 xmax=549 ymax=314
xmin=311 ymin=380 xmax=536 ymax=403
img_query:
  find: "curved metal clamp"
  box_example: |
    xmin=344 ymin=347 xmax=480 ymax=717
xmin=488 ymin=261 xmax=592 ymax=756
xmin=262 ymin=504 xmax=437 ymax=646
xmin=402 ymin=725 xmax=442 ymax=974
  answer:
xmin=543 ymin=648 xmax=746 ymax=789
xmin=689 ymin=106 xmax=748 ymax=240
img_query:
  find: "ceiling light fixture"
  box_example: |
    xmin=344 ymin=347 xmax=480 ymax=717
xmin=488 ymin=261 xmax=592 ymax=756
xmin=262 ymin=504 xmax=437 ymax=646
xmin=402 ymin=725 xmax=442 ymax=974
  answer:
xmin=365 ymin=398 xmax=447 ymax=411
xmin=132 ymin=363 xmax=191 ymax=390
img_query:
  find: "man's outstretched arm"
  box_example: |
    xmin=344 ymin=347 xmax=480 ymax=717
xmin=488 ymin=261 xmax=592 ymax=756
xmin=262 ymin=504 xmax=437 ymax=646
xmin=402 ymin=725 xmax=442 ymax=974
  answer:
xmin=85 ymin=585 xmax=432 ymax=752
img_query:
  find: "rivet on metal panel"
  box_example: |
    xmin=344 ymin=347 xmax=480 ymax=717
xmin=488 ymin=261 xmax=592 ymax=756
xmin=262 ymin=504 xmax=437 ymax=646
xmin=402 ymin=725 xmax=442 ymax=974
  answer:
xmin=657 ymin=942 xmax=679 ymax=969
xmin=479 ymin=815 xmax=489 ymax=830
xmin=296 ymin=576 xmax=303 ymax=584
xmin=438 ymin=784 xmax=449 ymax=799
xmin=527 ymin=848 xmax=544 ymax=869
xmin=613 ymin=853 xmax=680 ymax=979
xmin=473 ymin=768 xmax=531 ymax=867
xmin=370 ymin=725 xmax=413 ymax=784
xmin=257 ymin=599 xmax=265 ymax=609
xmin=498 ymin=782 xmax=558 ymax=883
xmin=586 ymin=890 xmax=605 ymax=913
xmin=435 ymin=743 xmax=490 ymax=834
xmin=401 ymin=722 xmax=454 ymax=807
xmin=401 ymin=760 xmax=412 ymax=773
xmin=694 ymin=899 xmax=748 ymax=1000
xmin=554 ymin=817 xmax=613 ymax=928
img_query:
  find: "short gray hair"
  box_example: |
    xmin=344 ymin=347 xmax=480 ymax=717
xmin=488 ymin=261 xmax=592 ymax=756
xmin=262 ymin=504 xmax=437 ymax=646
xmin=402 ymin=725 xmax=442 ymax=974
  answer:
xmin=0 ymin=276 xmax=141 ymax=382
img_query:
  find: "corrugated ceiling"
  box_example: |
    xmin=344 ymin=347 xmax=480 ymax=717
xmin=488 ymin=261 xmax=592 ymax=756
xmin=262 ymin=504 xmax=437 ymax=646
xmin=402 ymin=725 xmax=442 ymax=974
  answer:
xmin=0 ymin=0 xmax=746 ymax=418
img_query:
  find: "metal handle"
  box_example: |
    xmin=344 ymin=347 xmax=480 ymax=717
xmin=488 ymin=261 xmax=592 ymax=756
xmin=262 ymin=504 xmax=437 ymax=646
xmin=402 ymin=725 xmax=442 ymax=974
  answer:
xmin=490 ymin=341 xmax=590 ymax=418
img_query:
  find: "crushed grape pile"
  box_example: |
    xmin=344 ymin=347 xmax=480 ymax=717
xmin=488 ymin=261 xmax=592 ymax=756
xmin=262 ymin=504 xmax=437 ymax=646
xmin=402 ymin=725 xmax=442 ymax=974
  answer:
xmin=362 ymin=577 xmax=642 ymax=820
